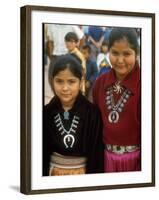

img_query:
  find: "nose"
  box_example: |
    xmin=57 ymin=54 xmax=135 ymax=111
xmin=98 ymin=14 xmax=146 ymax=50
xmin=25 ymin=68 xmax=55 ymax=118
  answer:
xmin=62 ymin=83 xmax=69 ymax=91
xmin=117 ymin=55 xmax=124 ymax=64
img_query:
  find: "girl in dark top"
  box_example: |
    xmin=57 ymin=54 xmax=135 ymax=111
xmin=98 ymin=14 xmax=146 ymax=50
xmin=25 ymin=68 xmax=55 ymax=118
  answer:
xmin=43 ymin=54 xmax=104 ymax=176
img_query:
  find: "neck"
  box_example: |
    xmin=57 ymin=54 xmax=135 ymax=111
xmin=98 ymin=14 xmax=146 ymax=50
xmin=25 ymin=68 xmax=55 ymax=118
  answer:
xmin=63 ymin=105 xmax=72 ymax=111
xmin=116 ymin=74 xmax=126 ymax=82
xmin=62 ymin=101 xmax=75 ymax=111
xmin=70 ymin=47 xmax=77 ymax=53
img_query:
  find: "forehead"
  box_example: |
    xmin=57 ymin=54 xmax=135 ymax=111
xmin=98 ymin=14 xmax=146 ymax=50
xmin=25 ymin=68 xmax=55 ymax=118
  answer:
xmin=110 ymin=38 xmax=133 ymax=51
xmin=54 ymin=68 xmax=77 ymax=78
xmin=65 ymin=39 xmax=76 ymax=43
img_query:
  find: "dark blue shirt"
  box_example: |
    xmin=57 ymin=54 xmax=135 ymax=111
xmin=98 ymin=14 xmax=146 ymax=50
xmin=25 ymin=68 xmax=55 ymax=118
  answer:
xmin=88 ymin=26 xmax=104 ymax=42
xmin=86 ymin=59 xmax=98 ymax=84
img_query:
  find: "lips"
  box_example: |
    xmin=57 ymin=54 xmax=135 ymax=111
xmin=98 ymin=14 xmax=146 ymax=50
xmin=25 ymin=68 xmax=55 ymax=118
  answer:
xmin=116 ymin=65 xmax=125 ymax=68
xmin=61 ymin=94 xmax=71 ymax=97
xmin=115 ymin=65 xmax=126 ymax=71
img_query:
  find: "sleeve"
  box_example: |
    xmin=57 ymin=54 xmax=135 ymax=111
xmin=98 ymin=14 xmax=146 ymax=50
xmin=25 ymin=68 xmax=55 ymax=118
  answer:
xmin=86 ymin=107 xmax=104 ymax=174
xmin=43 ymin=107 xmax=52 ymax=176
xmin=137 ymin=83 xmax=141 ymax=124
xmin=92 ymin=76 xmax=100 ymax=105
xmin=96 ymin=53 xmax=104 ymax=70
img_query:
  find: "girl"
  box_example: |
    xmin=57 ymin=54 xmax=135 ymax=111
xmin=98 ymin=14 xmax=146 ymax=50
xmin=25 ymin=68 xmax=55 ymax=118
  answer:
xmin=43 ymin=54 xmax=104 ymax=176
xmin=96 ymin=40 xmax=111 ymax=76
xmin=93 ymin=28 xmax=141 ymax=172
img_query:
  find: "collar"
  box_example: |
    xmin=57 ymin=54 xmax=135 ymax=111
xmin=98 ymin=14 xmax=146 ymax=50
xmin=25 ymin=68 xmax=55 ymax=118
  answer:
xmin=70 ymin=47 xmax=78 ymax=54
xmin=105 ymin=64 xmax=140 ymax=94
xmin=46 ymin=92 xmax=86 ymax=119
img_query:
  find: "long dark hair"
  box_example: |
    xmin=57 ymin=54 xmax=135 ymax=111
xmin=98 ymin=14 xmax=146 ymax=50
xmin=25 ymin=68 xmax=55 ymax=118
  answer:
xmin=48 ymin=54 xmax=83 ymax=91
xmin=108 ymin=27 xmax=139 ymax=55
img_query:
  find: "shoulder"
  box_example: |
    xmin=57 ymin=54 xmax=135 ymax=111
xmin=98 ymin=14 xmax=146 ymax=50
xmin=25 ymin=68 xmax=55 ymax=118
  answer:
xmin=73 ymin=48 xmax=85 ymax=61
xmin=79 ymin=95 xmax=101 ymax=115
xmin=93 ymin=69 xmax=113 ymax=102
xmin=97 ymin=53 xmax=104 ymax=58
xmin=44 ymin=97 xmax=58 ymax=116
xmin=95 ymin=70 xmax=110 ymax=86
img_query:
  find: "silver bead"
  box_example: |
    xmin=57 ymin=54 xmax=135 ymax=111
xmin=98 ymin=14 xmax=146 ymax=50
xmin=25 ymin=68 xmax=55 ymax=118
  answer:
xmin=108 ymin=105 xmax=112 ymax=110
xmin=120 ymin=103 xmax=124 ymax=107
xmin=118 ymin=108 xmax=122 ymax=112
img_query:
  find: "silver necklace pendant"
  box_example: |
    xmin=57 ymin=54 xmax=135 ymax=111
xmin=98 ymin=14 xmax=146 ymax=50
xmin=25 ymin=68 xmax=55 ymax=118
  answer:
xmin=64 ymin=111 xmax=69 ymax=120
xmin=113 ymin=81 xmax=123 ymax=94
xmin=106 ymin=87 xmax=131 ymax=123
xmin=63 ymin=134 xmax=75 ymax=148
xmin=108 ymin=110 xmax=119 ymax=123
xmin=54 ymin=114 xmax=79 ymax=149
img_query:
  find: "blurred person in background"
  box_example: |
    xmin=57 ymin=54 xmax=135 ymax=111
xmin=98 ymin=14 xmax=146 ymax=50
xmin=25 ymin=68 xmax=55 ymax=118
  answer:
xmin=81 ymin=44 xmax=98 ymax=102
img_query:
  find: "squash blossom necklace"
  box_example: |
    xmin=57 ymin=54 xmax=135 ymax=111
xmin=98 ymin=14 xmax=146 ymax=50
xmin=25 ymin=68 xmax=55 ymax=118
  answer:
xmin=105 ymin=81 xmax=131 ymax=123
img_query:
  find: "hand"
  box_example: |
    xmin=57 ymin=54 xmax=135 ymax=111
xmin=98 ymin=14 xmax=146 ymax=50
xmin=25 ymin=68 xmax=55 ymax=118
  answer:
xmin=95 ymin=42 xmax=101 ymax=49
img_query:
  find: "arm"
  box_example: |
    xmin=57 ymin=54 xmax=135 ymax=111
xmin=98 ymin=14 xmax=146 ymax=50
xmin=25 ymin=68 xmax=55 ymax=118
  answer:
xmin=89 ymin=29 xmax=105 ymax=49
xmin=86 ymin=107 xmax=104 ymax=173
xmin=92 ymin=76 xmax=100 ymax=105
xmin=97 ymin=54 xmax=104 ymax=70
xmin=89 ymin=61 xmax=98 ymax=85
xmin=43 ymin=107 xmax=52 ymax=176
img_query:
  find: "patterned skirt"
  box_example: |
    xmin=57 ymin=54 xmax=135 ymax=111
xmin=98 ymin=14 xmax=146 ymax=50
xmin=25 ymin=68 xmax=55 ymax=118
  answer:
xmin=49 ymin=152 xmax=87 ymax=176
xmin=104 ymin=144 xmax=141 ymax=172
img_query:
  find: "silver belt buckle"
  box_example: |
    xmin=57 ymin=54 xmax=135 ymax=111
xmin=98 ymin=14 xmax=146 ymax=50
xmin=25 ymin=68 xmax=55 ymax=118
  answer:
xmin=106 ymin=144 xmax=139 ymax=154
xmin=125 ymin=145 xmax=139 ymax=152
xmin=112 ymin=145 xmax=126 ymax=154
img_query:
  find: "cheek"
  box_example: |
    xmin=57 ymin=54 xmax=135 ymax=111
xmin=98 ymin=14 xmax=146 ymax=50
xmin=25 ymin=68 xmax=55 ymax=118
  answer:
xmin=74 ymin=83 xmax=81 ymax=91
xmin=109 ymin=54 xmax=116 ymax=65
xmin=72 ymin=83 xmax=81 ymax=93
xmin=65 ymin=43 xmax=70 ymax=48
xmin=52 ymin=82 xmax=60 ymax=94
xmin=126 ymin=57 xmax=136 ymax=66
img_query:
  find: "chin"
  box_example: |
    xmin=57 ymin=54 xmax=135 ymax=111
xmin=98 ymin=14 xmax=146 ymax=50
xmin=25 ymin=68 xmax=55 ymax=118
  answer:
xmin=61 ymin=96 xmax=71 ymax=101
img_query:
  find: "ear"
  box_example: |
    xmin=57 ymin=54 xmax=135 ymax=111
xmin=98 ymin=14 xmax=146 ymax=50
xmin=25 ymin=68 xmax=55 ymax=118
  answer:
xmin=79 ymin=79 xmax=83 ymax=89
xmin=50 ymin=77 xmax=55 ymax=93
xmin=80 ymin=78 xmax=85 ymax=95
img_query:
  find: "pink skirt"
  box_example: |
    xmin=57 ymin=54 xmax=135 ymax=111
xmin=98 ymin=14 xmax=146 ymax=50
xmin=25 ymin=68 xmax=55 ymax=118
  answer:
xmin=104 ymin=149 xmax=141 ymax=172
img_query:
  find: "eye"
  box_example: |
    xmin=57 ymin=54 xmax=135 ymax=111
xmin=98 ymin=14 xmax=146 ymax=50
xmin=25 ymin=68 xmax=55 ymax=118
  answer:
xmin=68 ymin=79 xmax=77 ymax=84
xmin=123 ymin=51 xmax=132 ymax=56
xmin=111 ymin=50 xmax=119 ymax=56
xmin=54 ymin=78 xmax=63 ymax=84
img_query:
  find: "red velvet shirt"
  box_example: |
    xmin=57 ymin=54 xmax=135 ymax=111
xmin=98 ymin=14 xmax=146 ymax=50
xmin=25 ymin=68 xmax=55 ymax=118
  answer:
xmin=93 ymin=65 xmax=141 ymax=145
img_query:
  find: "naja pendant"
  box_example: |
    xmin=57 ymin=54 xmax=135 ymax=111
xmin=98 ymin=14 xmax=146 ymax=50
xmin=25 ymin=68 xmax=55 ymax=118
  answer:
xmin=64 ymin=111 xmax=69 ymax=120
xmin=63 ymin=134 xmax=75 ymax=148
xmin=108 ymin=110 xmax=119 ymax=123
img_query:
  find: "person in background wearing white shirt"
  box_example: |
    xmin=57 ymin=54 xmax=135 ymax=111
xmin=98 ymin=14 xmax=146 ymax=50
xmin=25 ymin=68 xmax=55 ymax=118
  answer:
xmin=46 ymin=24 xmax=84 ymax=56
xmin=96 ymin=40 xmax=111 ymax=76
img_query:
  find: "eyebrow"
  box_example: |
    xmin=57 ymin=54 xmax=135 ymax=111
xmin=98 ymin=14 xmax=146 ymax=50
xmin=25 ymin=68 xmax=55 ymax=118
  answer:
xmin=110 ymin=48 xmax=133 ymax=53
xmin=54 ymin=77 xmax=77 ymax=80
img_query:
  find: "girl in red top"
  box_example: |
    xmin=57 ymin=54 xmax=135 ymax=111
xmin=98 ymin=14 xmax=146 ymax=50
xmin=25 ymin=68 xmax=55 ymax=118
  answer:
xmin=93 ymin=27 xmax=141 ymax=172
